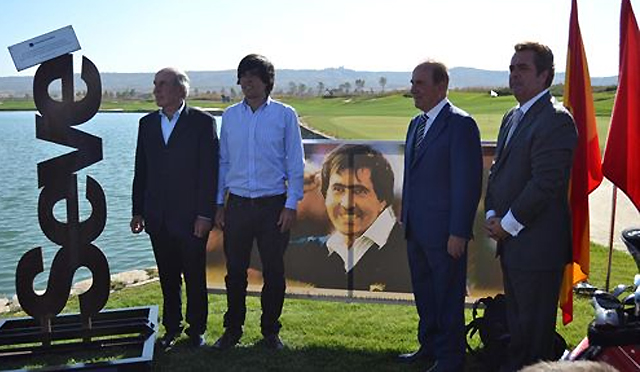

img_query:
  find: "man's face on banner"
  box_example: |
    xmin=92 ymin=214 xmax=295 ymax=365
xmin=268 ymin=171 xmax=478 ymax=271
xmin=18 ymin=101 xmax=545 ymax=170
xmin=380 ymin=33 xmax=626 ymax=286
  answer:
xmin=325 ymin=167 xmax=387 ymax=241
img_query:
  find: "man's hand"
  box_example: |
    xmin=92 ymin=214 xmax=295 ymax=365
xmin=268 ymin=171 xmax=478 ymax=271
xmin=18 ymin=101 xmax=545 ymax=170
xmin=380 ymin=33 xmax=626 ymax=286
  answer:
xmin=194 ymin=216 xmax=213 ymax=239
xmin=447 ymin=235 xmax=468 ymax=259
xmin=277 ymin=208 xmax=297 ymax=233
xmin=485 ymin=216 xmax=509 ymax=241
xmin=130 ymin=215 xmax=145 ymax=234
xmin=214 ymin=208 xmax=225 ymax=230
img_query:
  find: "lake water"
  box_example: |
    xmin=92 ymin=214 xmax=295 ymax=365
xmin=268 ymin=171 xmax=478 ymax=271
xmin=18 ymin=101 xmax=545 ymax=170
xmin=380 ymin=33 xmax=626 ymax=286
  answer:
xmin=0 ymin=111 xmax=221 ymax=298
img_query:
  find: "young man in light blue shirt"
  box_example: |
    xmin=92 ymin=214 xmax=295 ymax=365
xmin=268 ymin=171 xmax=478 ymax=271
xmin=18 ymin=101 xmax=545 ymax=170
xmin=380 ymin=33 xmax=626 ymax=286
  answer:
xmin=213 ymin=54 xmax=304 ymax=351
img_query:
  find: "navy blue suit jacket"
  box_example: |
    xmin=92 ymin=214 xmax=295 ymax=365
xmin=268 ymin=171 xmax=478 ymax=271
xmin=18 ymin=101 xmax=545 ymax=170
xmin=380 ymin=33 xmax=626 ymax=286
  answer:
xmin=402 ymin=103 xmax=483 ymax=248
xmin=132 ymin=105 xmax=218 ymax=238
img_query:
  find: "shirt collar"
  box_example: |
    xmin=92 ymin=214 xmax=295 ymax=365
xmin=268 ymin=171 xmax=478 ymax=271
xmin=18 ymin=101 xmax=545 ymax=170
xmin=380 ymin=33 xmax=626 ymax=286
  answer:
xmin=517 ymin=89 xmax=549 ymax=115
xmin=424 ymin=97 xmax=450 ymax=121
xmin=361 ymin=207 xmax=396 ymax=248
xmin=325 ymin=207 xmax=397 ymax=271
xmin=159 ymin=100 xmax=185 ymax=120
xmin=241 ymin=96 xmax=272 ymax=112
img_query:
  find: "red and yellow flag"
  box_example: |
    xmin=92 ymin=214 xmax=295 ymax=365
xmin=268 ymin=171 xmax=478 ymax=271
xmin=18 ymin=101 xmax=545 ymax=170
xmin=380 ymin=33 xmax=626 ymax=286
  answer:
xmin=561 ymin=0 xmax=603 ymax=325
xmin=602 ymin=0 xmax=640 ymax=213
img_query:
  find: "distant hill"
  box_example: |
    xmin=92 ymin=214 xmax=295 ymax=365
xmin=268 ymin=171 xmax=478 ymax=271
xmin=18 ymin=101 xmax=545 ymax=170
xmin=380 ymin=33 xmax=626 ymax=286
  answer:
xmin=0 ymin=67 xmax=618 ymax=97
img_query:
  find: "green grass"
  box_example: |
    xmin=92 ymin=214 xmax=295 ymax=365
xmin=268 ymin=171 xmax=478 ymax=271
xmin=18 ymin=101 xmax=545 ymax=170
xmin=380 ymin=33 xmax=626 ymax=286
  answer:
xmin=2 ymin=243 xmax=637 ymax=371
xmin=284 ymin=94 xmax=489 ymax=139
xmin=0 ymin=98 xmax=36 ymax=110
xmin=287 ymin=91 xmax=615 ymax=143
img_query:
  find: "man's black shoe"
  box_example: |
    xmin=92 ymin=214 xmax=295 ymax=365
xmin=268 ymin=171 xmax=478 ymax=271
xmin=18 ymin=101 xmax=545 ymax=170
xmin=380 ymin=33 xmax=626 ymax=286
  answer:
xmin=188 ymin=334 xmax=206 ymax=348
xmin=397 ymin=347 xmax=431 ymax=363
xmin=212 ymin=331 xmax=242 ymax=350
xmin=158 ymin=331 xmax=181 ymax=350
xmin=260 ymin=334 xmax=284 ymax=350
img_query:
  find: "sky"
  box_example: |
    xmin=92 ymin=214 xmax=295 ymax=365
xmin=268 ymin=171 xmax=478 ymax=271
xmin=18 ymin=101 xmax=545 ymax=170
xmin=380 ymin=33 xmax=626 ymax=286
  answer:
xmin=0 ymin=0 xmax=636 ymax=78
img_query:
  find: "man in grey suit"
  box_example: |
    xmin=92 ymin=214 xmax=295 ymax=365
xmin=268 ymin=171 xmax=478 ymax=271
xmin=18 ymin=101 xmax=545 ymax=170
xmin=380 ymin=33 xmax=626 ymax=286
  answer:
xmin=485 ymin=42 xmax=577 ymax=371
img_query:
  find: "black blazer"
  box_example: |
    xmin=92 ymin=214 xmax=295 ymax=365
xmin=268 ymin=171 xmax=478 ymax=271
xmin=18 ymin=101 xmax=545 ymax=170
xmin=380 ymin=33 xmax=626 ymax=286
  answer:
xmin=485 ymin=92 xmax=578 ymax=270
xmin=132 ymin=105 xmax=218 ymax=238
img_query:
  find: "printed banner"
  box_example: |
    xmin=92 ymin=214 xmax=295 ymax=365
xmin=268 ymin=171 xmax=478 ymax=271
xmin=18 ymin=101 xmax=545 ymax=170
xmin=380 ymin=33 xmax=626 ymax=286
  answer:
xmin=206 ymin=140 xmax=503 ymax=301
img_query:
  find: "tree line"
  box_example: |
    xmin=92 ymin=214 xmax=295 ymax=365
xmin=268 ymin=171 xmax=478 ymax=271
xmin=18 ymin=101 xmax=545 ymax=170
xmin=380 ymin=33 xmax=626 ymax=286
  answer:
xmin=95 ymin=77 xmax=393 ymax=101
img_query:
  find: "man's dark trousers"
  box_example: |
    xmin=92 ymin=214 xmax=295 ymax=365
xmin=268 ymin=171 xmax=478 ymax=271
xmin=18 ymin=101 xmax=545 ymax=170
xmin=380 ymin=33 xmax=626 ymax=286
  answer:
xmin=151 ymin=225 xmax=208 ymax=336
xmin=223 ymin=194 xmax=289 ymax=336
xmin=406 ymin=236 xmax=467 ymax=371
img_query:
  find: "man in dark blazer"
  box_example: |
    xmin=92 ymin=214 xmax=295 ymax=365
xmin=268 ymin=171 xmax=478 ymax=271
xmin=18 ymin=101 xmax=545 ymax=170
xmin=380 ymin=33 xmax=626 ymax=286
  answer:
xmin=485 ymin=42 xmax=577 ymax=371
xmin=400 ymin=61 xmax=483 ymax=372
xmin=131 ymin=67 xmax=218 ymax=349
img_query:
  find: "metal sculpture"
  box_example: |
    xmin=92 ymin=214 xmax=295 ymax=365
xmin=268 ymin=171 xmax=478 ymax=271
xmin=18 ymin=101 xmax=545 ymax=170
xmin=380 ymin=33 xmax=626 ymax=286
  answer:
xmin=15 ymin=53 xmax=110 ymax=335
xmin=0 ymin=53 xmax=156 ymax=371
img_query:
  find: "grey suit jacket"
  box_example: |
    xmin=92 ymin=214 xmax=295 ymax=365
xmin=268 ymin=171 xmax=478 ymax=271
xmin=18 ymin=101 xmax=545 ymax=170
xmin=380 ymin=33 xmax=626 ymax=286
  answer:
xmin=485 ymin=92 xmax=578 ymax=271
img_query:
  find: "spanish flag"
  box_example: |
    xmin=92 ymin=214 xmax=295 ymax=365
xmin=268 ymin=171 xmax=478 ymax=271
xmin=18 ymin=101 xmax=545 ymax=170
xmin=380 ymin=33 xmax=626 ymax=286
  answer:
xmin=603 ymin=0 xmax=640 ymax=213
xmin=561 ymin=0 xmax=603 ymax=325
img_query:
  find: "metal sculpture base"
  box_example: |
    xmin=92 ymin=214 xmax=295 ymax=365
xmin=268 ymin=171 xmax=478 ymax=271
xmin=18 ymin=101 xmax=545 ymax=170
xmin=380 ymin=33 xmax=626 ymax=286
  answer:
xmin=0 ymin=306 xmax=157 ymax=371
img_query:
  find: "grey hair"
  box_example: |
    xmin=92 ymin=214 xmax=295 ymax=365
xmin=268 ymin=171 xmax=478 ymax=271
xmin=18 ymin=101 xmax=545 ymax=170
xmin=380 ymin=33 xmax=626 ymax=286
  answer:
xmin=159 ymin=67 xmax=190 ymax=98
xmin=174 ymin=69 xmax=190 ymax=98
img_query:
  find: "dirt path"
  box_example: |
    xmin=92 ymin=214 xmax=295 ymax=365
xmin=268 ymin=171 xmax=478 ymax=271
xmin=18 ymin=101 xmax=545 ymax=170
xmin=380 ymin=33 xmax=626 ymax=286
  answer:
xmin=589 ymin=178 xmax=640 ymax=250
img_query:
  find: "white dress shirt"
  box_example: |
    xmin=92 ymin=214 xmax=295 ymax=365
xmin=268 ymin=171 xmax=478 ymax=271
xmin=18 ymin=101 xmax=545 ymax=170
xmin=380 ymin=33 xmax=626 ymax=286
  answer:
xmin=326 ymin=207 xmax=397 ymax=272
xmin=159 ymin=100 xmax=185 ymax=144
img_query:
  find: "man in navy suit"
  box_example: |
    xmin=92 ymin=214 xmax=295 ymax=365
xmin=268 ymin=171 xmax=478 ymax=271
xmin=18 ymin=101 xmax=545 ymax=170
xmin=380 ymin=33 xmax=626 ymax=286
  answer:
xmin=485 ymin=42 xmax=577 ymax=371
xmin=400 ymin=61 xmax=483 ymax=372
xmin=131 ymin=67 xmax=218 ymax=349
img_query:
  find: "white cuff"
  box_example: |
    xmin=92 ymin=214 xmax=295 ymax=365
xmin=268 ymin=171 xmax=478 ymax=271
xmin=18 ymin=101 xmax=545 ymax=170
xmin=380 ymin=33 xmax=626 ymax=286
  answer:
xmin=486 ymin=210 xmax=496 ymax=220
xmin=501 ymin=209 xmax=524 ymax=237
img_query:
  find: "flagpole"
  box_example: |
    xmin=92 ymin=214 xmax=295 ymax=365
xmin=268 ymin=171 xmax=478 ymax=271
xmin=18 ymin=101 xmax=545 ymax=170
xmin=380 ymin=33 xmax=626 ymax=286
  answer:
xmin=605 ymin=185 xmax=618 ymax=291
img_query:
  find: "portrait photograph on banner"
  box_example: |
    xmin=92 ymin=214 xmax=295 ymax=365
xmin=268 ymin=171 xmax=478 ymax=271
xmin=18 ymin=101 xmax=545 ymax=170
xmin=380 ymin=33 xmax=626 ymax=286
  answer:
xmin=206 ymin=140 xmax=503 ymax=301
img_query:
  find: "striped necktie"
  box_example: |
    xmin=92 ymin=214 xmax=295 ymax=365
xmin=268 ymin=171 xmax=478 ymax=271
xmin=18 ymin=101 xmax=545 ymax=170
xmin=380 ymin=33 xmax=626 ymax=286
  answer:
xmin=504 ymin=108 xmax=523 ymax=146
xmin=413 ymin=114 xmax=429 ymax=150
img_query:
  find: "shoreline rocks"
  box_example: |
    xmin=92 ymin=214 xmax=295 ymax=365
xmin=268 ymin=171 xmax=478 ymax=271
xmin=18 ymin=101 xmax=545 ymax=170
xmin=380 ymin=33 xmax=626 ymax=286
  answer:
xmin=0 ymin=268 xmax=158 ymax=314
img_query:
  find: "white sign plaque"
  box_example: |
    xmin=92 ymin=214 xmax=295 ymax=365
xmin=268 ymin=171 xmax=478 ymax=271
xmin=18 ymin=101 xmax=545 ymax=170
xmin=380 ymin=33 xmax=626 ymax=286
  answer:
xmin=8 ymin=25 xmax=81 ymax=71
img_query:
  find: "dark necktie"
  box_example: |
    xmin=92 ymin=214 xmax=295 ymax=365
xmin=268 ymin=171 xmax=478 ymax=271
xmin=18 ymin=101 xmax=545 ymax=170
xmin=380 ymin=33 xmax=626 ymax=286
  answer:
xmin=413 ymin=114 xmax=429 ymax=150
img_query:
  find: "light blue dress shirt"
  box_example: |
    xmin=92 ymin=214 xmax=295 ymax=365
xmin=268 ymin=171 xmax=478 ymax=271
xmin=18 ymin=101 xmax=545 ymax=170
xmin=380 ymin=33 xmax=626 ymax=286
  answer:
xmin=217 ymin=97 xmax=305 ymax=210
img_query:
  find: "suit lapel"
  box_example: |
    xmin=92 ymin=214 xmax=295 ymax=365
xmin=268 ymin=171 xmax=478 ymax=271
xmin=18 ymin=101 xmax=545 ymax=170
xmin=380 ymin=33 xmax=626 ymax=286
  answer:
xmin=149 ymin=111 xmax=165 ymax=147
xmin=495 ymin=107 xmax=526 ymax=163
xmin=166 ymin=105 xmax=190 ymax=146
xmin=494 ymin=108 xmax=516 ymax=162
xmin=493 ymin=92 xmax=552 ymax=170
xmin=405 ymin=116 xmax=419 ymax=165
xmin=411 ymin=103 xmax=450 ymax=167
